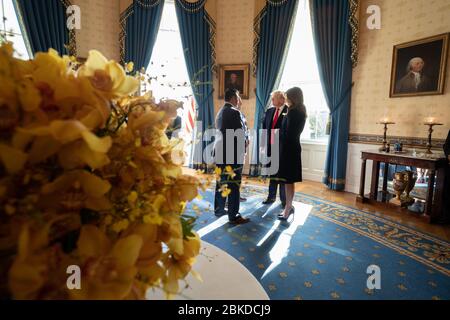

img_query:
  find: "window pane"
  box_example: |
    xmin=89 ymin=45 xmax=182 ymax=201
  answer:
xmin=144 ymin=0 xmax=194 ymax=164
xmin=9 ymin=34 xmax=28 ymax=59
xmin=145 ymin=1 xmax=191 ymax=103
xmin=278 ymin=0 xmax=328 ymax=142
xmin=1 ymin=0 xmax=30 ymax=59
xmin=3 ymin=0 xmax=22 ymax=35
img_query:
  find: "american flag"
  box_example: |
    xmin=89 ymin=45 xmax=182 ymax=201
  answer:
xmin=185 ymin=95 xmax=196 ymax=134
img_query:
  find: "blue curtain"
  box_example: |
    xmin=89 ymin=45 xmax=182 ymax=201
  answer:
xmin=175 ymin=0 xmax=214 ymax=170
xmin=123 ymin=0 xmax=165 ymax=71
xmin=310 ymin=0 xmax=353 ymax=191
xmin=14 ymin=0 xmax=69 ymax=55
xmin=250 ymin=0 xmax=298 ymax=176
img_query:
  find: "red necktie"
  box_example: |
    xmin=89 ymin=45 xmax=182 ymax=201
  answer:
xmin=271 ymin=108 xmax=280 ymax=145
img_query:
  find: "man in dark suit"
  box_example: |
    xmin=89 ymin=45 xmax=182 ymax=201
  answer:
xmin=214 ymin=88 xmax=250 ymax=225
xmin=261 ymin=91 xmax=288 ymax=207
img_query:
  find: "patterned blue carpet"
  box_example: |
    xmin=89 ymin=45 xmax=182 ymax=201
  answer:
xmin=186 ymin=184 xmax=450 ymax=300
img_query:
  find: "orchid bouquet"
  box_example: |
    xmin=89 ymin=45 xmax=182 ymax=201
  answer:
xmin=0 ymin=43 xmax=201 ymax=299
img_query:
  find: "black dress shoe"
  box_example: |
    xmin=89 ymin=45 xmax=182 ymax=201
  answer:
xmin=240 ymin=196 xmax=247 ymax=202
xmin=229 ymin=215 xmax=250 ymax=225
xmin=262 ymin=198 xmax=275 ymax=205
xmin=215 ymin=210 xmax=227 ymax=217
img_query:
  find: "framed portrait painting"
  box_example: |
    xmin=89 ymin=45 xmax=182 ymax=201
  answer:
xmin=219 ymin=64 xmax=250 ymax=99
xmin=390 ymin=33 xmax=449 ymax=97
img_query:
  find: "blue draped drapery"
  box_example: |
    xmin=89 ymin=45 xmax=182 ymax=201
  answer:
xmin=14 ymin=0 xmax=72 ymax=56
xmin=175 ymin=0 xmax=215 ymax=170
xmin=310 ymin=0 xmax=353 ymax=190
xmin=250 ymin=0 xmax=298 ymax=176
xmin=122 ymin=0 xmax=165 ymax=71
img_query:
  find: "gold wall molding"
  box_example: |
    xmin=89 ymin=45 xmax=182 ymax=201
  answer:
xmin=349 ymin=133 xmax=446 ymax=150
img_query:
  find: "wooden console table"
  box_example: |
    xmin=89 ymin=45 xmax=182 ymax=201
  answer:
xmin=356 ymin=149 xmax=448 ymax=223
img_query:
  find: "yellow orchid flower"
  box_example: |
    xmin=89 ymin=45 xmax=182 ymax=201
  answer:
xmin=0 ymin=77 xmax=20 ymax=131
xmin=224 ymin=165 xmax=236 ymax=178
xmin=78 ymin=50 xmax=139 ymax=98
xmin=124 ymin=223 xmax=163 ymax=286
xmin=220 ymin=184 xmax=231 ymax=198
xmin=174 ymin=175 xmax=199 ymax=202
xmin=30 ymin=50 xmax=73 ymax=97
xmin=157 ymin=99 xmax=182 ymax=123
xmin=19 ymin=120 xmax=112 ymax=169
xmin=71 ymin=225 xmax=143 ymax=300
xmin=0 ymin=42 xmax=14 ymax=76
xmin=41 ymin=170 xmax=112 ymax=211
xmin=77 ymin=77 xmax=112 ymax=128
xmin=125 ymin=61 xmax=134 ymax=73
xmin=17 ymin=78 xmax=42 ymax=112
xmin=0 ymin=143 xmax=28 ymax=174
xmin=0 ymin=43 xmax=201 ymax=300
xmin=173 ymin=232 xmax=201 ymax=262
xmin=9 ymin=219 xmax=70 ymax=300
xmin=162 ymin=233 xmax=201 ymax=295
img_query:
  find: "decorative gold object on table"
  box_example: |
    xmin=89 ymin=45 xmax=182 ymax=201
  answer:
xmin=401 ymin=170 xmax=417 ymax=206
xmin=377 ymin=119 xmax=396 ymax=152
xmin=424 ymin=118 xmax=443 ymax=154
xmin=0 ymin=43 xmax=201 ymax=299
xmin=390 ymin=172 xmax=407 ymax=206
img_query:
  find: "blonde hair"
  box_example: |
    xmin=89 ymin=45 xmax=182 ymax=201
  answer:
xmin=271 ymin=90 xmax=286 ymax=100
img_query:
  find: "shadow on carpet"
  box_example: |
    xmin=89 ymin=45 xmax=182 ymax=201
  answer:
xmin=184 ymin=184 xmax=450 ymax=300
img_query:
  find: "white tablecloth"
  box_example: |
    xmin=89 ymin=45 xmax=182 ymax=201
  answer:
xmin=146 ymin=241 xmax=269 ymax=300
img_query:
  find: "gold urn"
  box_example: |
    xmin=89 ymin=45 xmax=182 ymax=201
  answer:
xmin=390 ymin=172 xmax=407 ymax=206
xmin=401 ymin=170 xmax=417 ymax=206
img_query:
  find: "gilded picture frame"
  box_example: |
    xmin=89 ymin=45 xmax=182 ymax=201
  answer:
xmin=390 ymin=33 xmax=449 ymax=98
xmin=219 ymin=64 xmax=250 ymax=99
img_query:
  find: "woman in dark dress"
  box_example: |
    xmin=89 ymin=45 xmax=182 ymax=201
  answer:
xmin=278 ymin=87 xmax=307 ymax=220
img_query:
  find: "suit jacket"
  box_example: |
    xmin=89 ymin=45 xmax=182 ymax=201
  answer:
xmin=444 ymin=129 xmax=450 ymax=157
xmin=214 ymin=103 xmax=245 ymax=165
xmin=262 ymin=105 xmax=288 ymax=157
xmin=396 ymin=72 xmax=433 ymax=93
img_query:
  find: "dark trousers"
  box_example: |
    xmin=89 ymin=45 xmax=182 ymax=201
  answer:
xmin=268 ymin=178 xmax=286 ymax=204
xmin=443 ymin=166 xmax=450 ymax=223
xmin=214 ymin=164 xmax=242 ymax=220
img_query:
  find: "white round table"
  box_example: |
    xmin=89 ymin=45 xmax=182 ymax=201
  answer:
xmin=146 ymin=241 xmax=269 ymax=300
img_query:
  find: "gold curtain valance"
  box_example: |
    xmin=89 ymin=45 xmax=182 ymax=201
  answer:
xmin=119 ymin=0 xmax=163 ymax=66
xmin=119 ymin=0 xmax=217 ymax=71
xmin=252 ymin=0 xmax=290 ymax=76
xmin=252 ymin=0 xmax=360 ymax=74
xmin=348 ymin=0 xmax=359 ymax=68
xmin=204 ymin=0 xmax=217 ymax=75
xmin=252 ymin=0 xmax=267 ymax=77
xmin=175 ymin=0 xmax=217 ymax=73
xmin=176 ymin=0 xmax=207 ymax=12
xmin=60 ymin=0 xmax=77 ymax=57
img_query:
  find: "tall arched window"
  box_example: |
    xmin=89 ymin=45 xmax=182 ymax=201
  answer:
xmin=278 ymin=0 xmax=328 ymax=142
xmin=144 ymin=0 xmax=194 ymax=163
